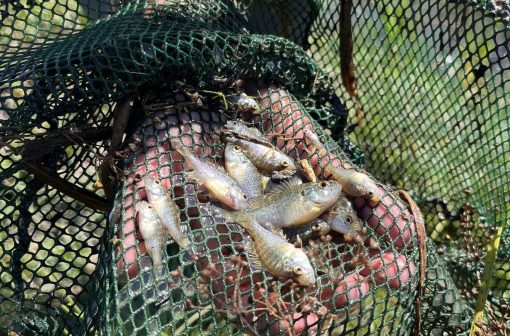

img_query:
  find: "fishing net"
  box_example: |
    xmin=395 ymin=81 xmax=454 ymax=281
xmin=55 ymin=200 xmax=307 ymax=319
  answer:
xmin=0 ymin=0 xmax=508 ymax=335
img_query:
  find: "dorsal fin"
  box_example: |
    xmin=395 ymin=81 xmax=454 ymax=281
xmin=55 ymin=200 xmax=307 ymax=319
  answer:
xmin=267 ymin=176 xmax=303 ymax=194
xmin=249 ymin=194 xmax=268 ymax=208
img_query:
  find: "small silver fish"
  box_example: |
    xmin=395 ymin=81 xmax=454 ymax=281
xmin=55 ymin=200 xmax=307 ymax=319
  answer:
xmin=223 ymin=119 xmax=274 ymax=147
xmin=284 ymin=218 xmax=331 ymax=244
xmin=137 ymin=200 xmax=166 ymax=276
xmin=216 ymin=179 xmax=342 ymax=231
xmin=175 ymin=144 xmax=250 ymax=210
xmin=144 ymin=175 xmax=191 ymax=249
xmin=224 ymin=136 xmax=297 ymax=179
xmin=321 ymin=195 xmax=361 ymax=236
xmin=224 ymin=143 xmax=263 ymax=199
xmin=303 ymin=129 xmax=323 ymax=149
xmin=325 ymin=164 xmax=383 ymax=202
xmin=303 ymin=129 xmax=382 ymax=202
xmin=213 ymin=207 xmax=315 ymax=286
xmin=228 ymin=93 xmax=260 ymax=114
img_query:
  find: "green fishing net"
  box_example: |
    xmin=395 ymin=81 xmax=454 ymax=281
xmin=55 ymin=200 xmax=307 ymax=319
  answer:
xmin=0 ymin=0 xmax=508 ymax=335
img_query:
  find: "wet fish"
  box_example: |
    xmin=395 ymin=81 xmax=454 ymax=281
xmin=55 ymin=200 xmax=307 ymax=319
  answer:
xmin=324 ymin=164 xmax=383 ymax=202
xmin=144 ymin=175 xmax=191 ymax=249
xmin=137 ymin=200 xmax=166 ymax=277
xmin=214 ymin=179 xmax=342 ymax=231
xmin=212 ymin=207 xmax=315 ymax=286
xmin=321 ymin=195 xmax=361 ymax=236
xmin=228 ymin=93 xmax=260 ymax=114
xmin=303 ymin=129 xmax=323 ymax=150
xmin=175 ymin=144 xmax=250 ymax=210
xmin=224 ymin=136 xmax=297 ymax=178
xmin=222 ymin=119 xmax=273 ymax=147
xmin=284 ymin=218 xmax=331 ymax=244
xmin=224 ymin=143 xmax=263 ymax=199
xmin=303 ymin=129 xmax=382 ymax=202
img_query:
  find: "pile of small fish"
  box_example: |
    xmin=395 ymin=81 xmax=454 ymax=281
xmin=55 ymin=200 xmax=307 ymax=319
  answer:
xmin=138 ymin=120 xmax=383 ymax=286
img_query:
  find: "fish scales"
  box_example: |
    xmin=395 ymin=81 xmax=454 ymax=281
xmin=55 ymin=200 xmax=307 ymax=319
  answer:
xmin=176 ymin=144 xmax=250 ymax=210
xmin=213 ymin=208 xmax=315 ymax=286
xmin=303 ymin=129 xmax=382 ymax=202
xmin=323 ymin=194 xmax=361 ymax=235
xmin=224 ymin=143 xmax=263 ymax=199
xmin=223 ymin=119 xmax=273 ymax=147
xmin=138 ymin=200 xmax=166 ymax=277
xmin=241 ymin=181 xmax=342 ymax=230
xmin=144 ymin=175 xmax=191 ymax=249
xmin=224 ymin=136 xmax=296 ymax=176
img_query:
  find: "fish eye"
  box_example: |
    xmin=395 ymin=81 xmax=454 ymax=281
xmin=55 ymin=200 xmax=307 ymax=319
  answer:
xmin=155 ymin=180 xmax=160 ymax=184
xmin=233 ymin=145 xmax=241 ymax=152
xmin=280 ymin=160 xmax=289 ymax=167
xmin=346 ymin=216 xmax=352 ymax=224
xmin=312 ymin=223 xmax=321 ymax=231
xmin=368 ymin=191 xmax=374 ymax=198
xmin=243 ymin=194 xmax=248 ymax=200
xmin=300 ymin=190 xmax=305 ymax=196
xmin=293 ymin=266 xmax=304 ymax=275
xmin=319 ymin=181 xmax=328 ymax=188
xmin=147 ymin=204 xmax=152 ymax=209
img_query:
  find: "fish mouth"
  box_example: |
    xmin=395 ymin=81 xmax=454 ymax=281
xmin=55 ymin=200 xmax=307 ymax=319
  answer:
xmin=296 ymin=273 xmax=316 ymax=286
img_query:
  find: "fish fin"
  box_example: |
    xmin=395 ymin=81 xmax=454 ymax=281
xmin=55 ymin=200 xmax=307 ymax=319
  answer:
xmin=270 ymin=227 xmax=287 ymax=240
xmin=209 ymin=205 xmax=248 ymax=227
xmin=176 ymin=237 xmax=191 ymax=250
xmin=152 ymin=263 xmax=165 ymax=281
xmin=294 ymin=235 xmax=303 ymax=248
xmin=223 ymin=136 xmax=239 ymax=144
xmin=185 ymin=170 xmax=199 ymax=182
xmin=213 ymin=162 xmax=227 ymax=173
xmin=267 ymin=176 xmax=303 ymax=194
xmin=245 ymin=238 xmax=264 ymax=271
xmin=185 ymin=171 xmax=209 ymax=191
xmin=261 ymin=175 xmax=271 ymax=192
xmin=174 ymin=143 xmax=192 ymax=158
xmin=209 ymin=205 xmax=234 ymax=221
xmin=249 ymin=194 xmax=268 ymax=208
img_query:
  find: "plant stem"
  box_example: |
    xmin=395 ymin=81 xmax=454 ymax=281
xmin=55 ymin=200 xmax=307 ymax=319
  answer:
xmin=469 ymin=207 xmax=508 ymax=335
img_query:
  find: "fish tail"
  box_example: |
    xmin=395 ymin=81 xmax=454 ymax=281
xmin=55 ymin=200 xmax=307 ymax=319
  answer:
xmin=210 ymin=205 xmax=251 ymax=231
xmin=151 ymin=253 xmax=164 ymax=280
xmin=176 ymin=236 xmax=191 ymax=250
xmin=174 ymin=142 xmax=199 ymax=172
xmin=174 ymin=142 xmax=192 ymax=158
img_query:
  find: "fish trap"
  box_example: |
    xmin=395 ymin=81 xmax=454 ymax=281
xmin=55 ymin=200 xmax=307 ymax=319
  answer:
xmin=0 ymin=0 xmax=509 ymax=335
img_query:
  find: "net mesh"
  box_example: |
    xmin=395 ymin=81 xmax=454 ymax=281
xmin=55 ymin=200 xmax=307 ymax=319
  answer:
xmin=0 ymin=0 xmax=508 ymax=335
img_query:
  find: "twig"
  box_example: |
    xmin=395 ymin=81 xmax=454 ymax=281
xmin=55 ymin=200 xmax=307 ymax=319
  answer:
xmin=239 ymin=313 xmax=262 ymax=336
xmin=469 ymin=216 xmax=507 ymax=336
xmin=19 ymin=126 xmax=112 ymax=161
xmin=396 ymin=189 xmax=427 ymax=336
xmin=300 ymin=159 xmax=317 ymax=182
xmin=339 ymin=0 xmax=364 ymax=127
xmin=175 ymin=304 xmax=213 ymax=334
xmin=21 ymin=161 xmax=109 ymax=211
